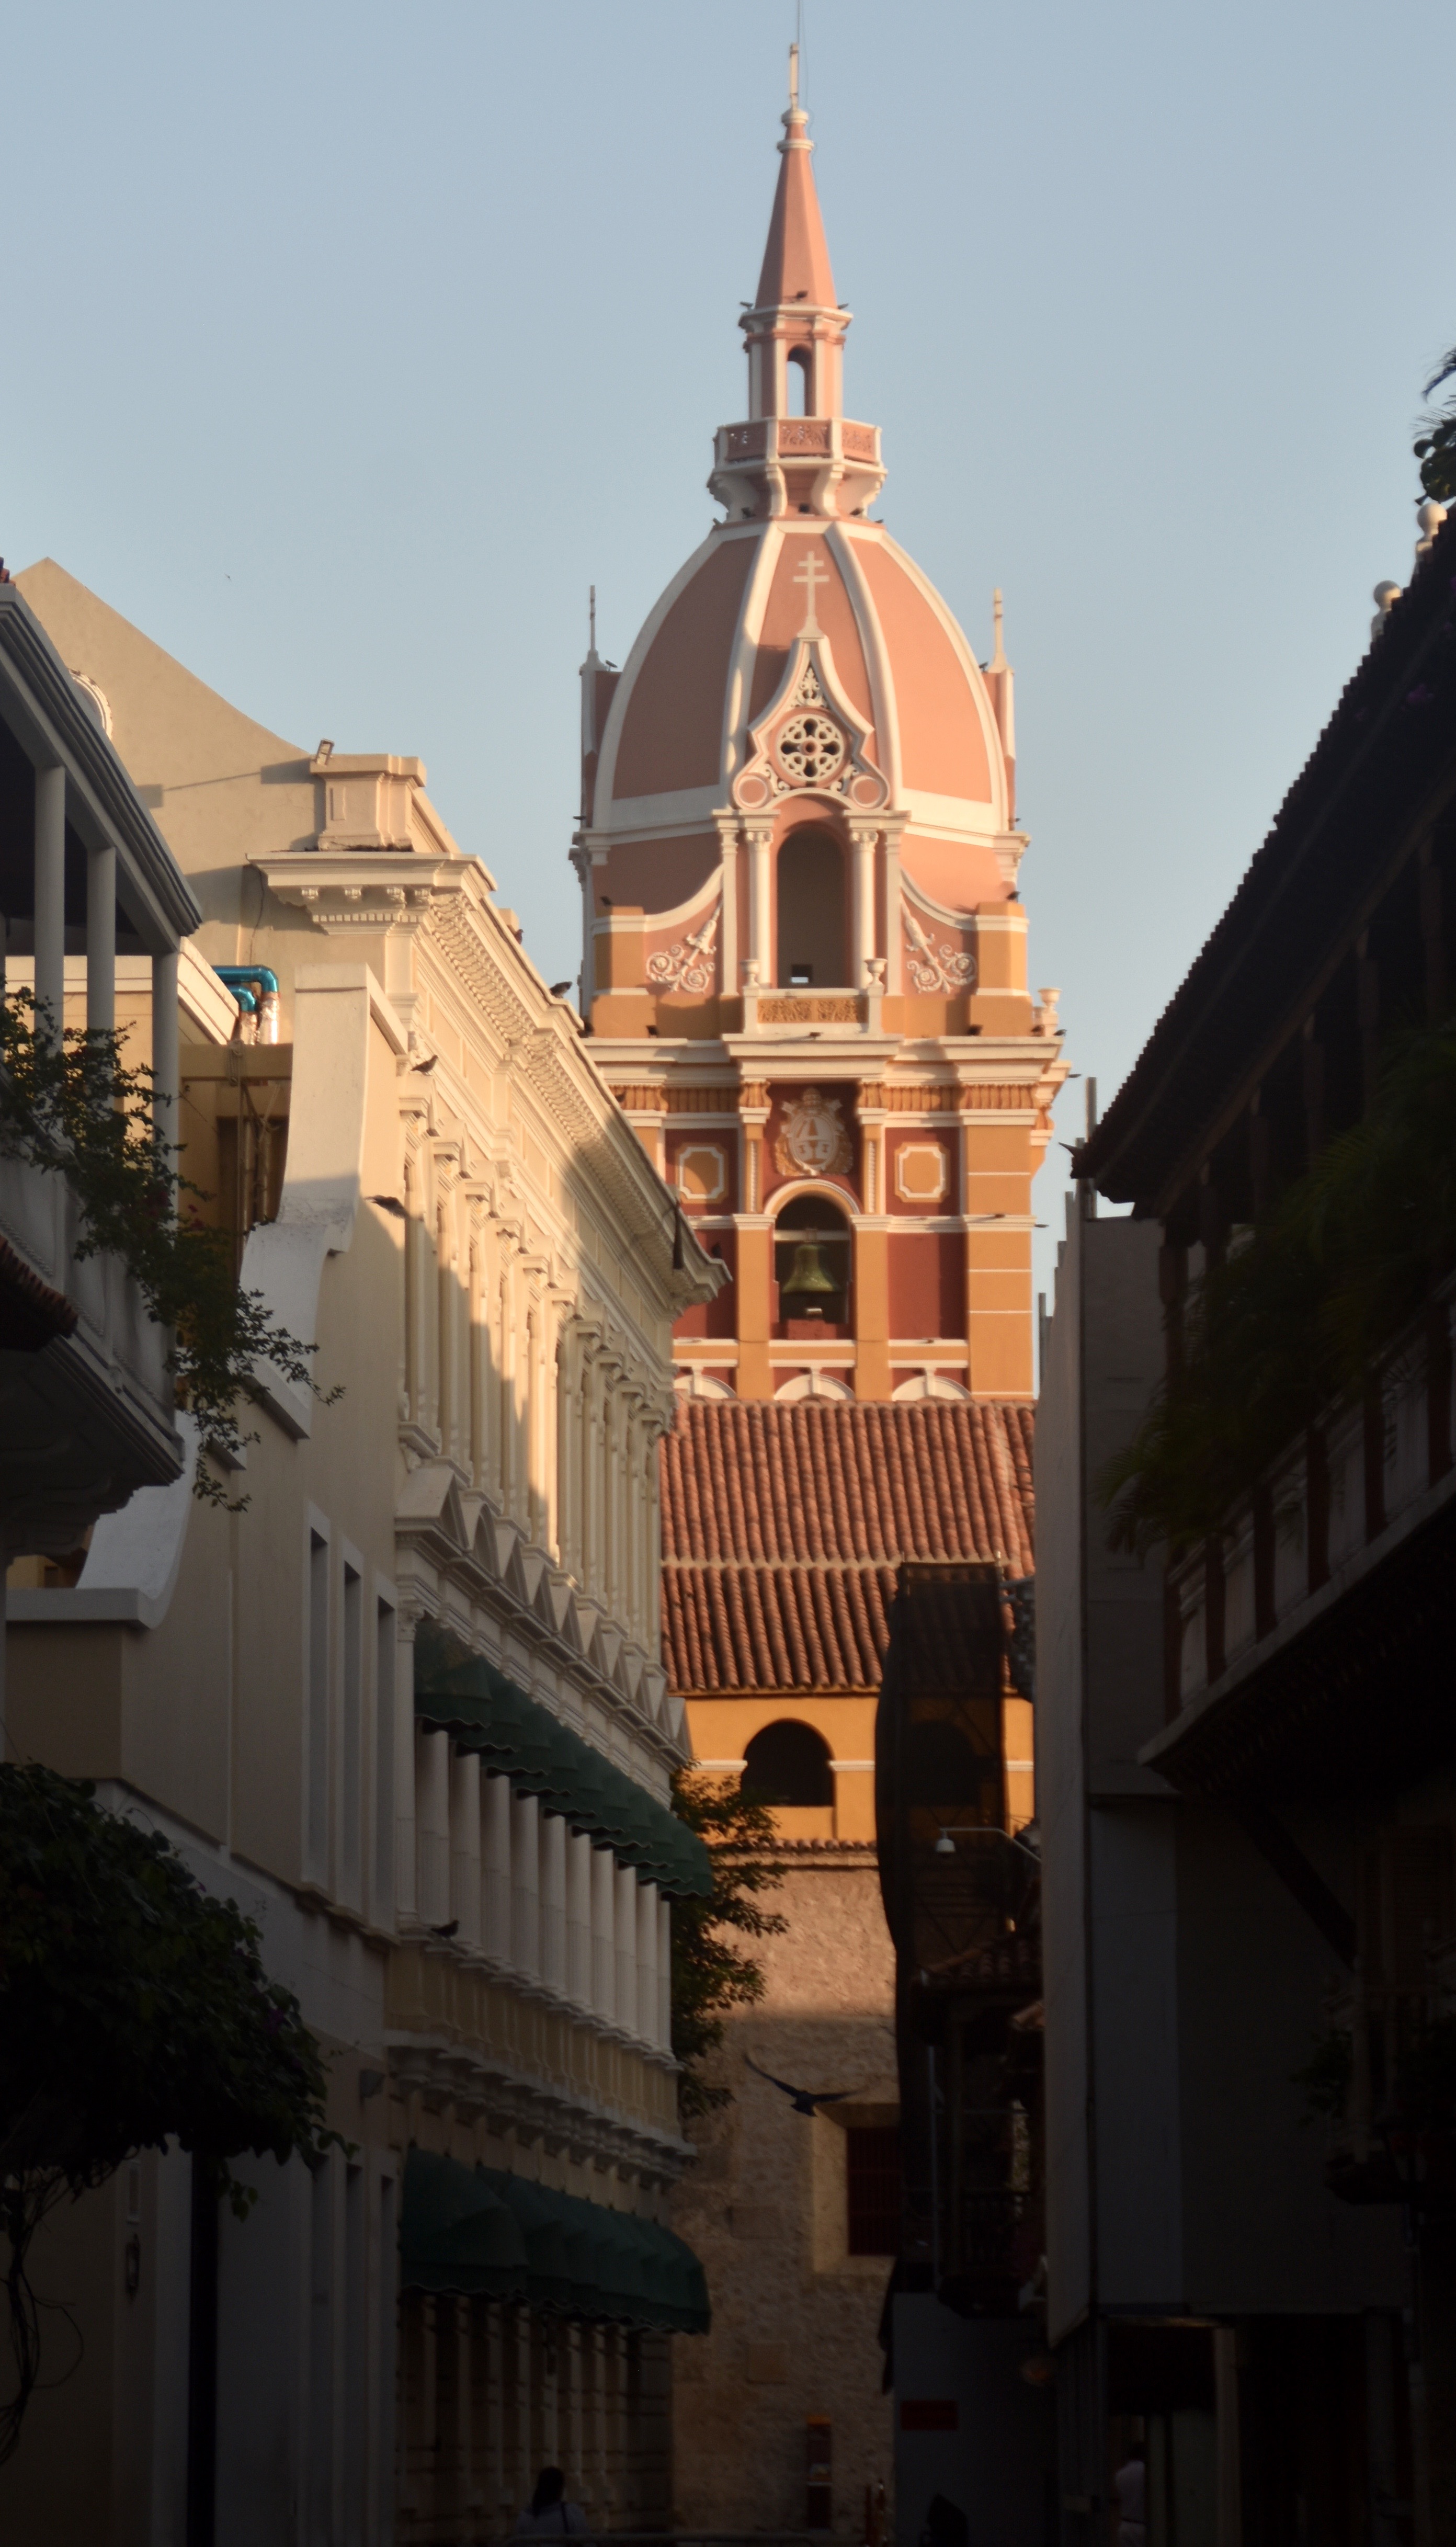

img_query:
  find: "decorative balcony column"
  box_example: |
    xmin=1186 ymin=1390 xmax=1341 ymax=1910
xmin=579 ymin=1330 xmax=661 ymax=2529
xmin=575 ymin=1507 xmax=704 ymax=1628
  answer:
xmin=614 ymin=1863 xmax=639 ymax=2037
xmin=590 ymin=1843 xmax=616 ymax=2021
xmin=482 ymin=1772 xmax=513 ymax=1958
xmin=566 ymin=1827 xmax=594 ymax=2006
xmin=449 ymin=1748 xmax=482 ymax=1948
xmin=510 ymin=1790 xmax=541 ymax=1979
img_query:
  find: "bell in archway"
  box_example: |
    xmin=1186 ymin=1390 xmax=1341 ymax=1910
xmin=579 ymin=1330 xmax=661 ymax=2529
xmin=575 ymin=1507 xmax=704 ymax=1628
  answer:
xmin=781 ymin=1240 xmax=837 ymax=1299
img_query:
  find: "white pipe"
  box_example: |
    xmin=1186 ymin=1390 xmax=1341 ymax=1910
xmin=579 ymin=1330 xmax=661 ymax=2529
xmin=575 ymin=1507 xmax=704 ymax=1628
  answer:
xmin=151 ymin=949 xmax=179 ymax=1170
xmin=86 ymin=840 xmax=116 ymax=1035
xmin=33 ymin=765 xmax=65 ymax=1039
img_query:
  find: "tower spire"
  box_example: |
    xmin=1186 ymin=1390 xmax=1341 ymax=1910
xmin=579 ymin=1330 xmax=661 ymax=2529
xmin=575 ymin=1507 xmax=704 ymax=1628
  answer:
xmin=709 ymin=83 xmax=885 ymax=521
xmin=755 ymin=65 xmax=836 ymax=314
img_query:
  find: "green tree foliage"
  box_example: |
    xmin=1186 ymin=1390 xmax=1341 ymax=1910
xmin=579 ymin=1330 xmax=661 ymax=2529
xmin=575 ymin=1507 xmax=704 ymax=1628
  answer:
xmin=669 ymin=1770 xmax=787 ymax=2117
xmin=0 ymin=996 xmax=336 ymax=1500
xmin=0 ymin=1765 xmax=342 ymax=2459
xmin=1102 ymin=1013 xmax=1456 ymax=1558
xmin=1415 ymin=345 xmax=1456 ymax=504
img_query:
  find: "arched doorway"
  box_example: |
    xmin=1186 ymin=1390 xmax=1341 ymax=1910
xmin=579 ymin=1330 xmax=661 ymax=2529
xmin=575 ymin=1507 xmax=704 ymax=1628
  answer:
xmin=776 ymin=826 xmax=846 ymax=989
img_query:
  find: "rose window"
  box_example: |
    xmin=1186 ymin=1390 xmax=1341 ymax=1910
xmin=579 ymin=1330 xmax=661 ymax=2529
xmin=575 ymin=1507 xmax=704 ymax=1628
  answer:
xmin=776 ymin=712 xmax=845 ymax=786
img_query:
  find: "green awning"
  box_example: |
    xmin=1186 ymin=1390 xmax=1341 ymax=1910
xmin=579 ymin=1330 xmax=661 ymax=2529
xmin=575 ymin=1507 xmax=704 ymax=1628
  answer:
xmin=399 ymin=2148 xmax=529 ymax=2300
xmin=400 ymin=2149 xmax=710 ymax=2334
xmin=414 ymin=1622 xmax=710 ymax=1900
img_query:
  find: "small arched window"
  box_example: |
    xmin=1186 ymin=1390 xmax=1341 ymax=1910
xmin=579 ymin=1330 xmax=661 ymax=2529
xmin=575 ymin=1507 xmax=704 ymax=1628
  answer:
xmin=742 ymin=1719 xmax=834 ymax=1807
xmin=787 ymin=346 xmax=811 ymax=416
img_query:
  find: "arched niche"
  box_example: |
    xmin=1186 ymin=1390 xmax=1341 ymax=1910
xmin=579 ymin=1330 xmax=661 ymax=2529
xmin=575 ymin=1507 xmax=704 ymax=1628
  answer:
xmin=774 ymin=1190 xmax=852 ymax=1336
xmin=776 ymin=825 xmax=847 ymax=990
xmin=742 ymin=1719 xmax=834 ymax=1808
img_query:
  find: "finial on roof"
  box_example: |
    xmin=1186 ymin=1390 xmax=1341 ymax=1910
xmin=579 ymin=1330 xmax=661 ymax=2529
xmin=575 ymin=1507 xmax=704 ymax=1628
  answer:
xmin=1416 ymin=498 xmax=1448 ymax=560
xmin=589 ymin=585 xmax=597 ymax=653
xmin=789 ymin=41 xmax=800 ymax=111
xmin=1371 ymin=578 xmax=1402 ymax=638
xmin=988 ymin=587 xmax=1008 ymax=673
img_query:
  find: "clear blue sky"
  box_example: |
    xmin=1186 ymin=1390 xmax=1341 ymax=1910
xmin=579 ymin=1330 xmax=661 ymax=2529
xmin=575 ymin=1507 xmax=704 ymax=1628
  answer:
xmin=6 ymin=0 xmax=1450 ymax=1313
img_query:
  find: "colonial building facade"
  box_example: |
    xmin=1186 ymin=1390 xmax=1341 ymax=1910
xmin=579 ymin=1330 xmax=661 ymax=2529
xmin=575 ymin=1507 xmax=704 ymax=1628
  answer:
xmin=574 ymin=76 xmax=1064 ymax=2535
xmin=3 ymin=563 xmax=716 ymax=2545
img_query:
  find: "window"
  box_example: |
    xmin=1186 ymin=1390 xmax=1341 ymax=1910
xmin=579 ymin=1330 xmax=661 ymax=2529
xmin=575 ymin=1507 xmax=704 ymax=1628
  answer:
xmin=743 ymin=1719 xmax=834 ymax=1807
xmin=776 ymin=827 xmax=846 ymax=987
xmin=305 ymin=1526 xmax=330 ymax=1886
xmin=339 ymin=1559 xmax=362 ymax=1909
xmin=846 ymin=2125 xmax=901 ymax=2256
xmin=373 ymin=1596 xmax=396 ymax=1923
xmin=787 ymin=345 xmax=811 ymax=415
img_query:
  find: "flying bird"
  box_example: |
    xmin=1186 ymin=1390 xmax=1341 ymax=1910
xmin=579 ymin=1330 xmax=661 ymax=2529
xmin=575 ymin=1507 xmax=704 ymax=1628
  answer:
xmin=744 ymin=2054 xmax=852 ymax=2117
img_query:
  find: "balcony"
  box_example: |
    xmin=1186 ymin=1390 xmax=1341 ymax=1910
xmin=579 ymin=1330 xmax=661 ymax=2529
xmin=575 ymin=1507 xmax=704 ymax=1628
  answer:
xmin=0 ymin=580 xmax=201 ymax=1562
xmin=1145 ymin=1279 xmax=1456 ymax=1796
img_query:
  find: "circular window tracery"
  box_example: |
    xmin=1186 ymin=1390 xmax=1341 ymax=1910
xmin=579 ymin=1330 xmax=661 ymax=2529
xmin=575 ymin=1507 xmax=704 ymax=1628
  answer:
xmin=776 ymin=712 xmax=845 ymax=787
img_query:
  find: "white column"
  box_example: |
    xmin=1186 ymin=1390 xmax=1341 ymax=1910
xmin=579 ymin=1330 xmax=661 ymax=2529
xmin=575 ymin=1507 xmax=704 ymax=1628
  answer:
xmin=590 ymin=1846 xmax=616 ymax=2021
xmin=449 ymin=1749 xmax=481 ymax=1947
xmin=33 ymin=764 xmax=65 ymax=1038
xmin=748 ymin=827 xmax=772 ymax=985
xmin=566 ymin=1829 xmax=593 ymax=2007
xmin=394 ymin=1629 xmax=417 ymax=1926
xmin=151 ymin=948 xmax=179 ymax=1169
xmin=656 ymin=1893 xmax=673 ymax=2052
xmin=884 ymin=828 xmax=904 ymax=993
xmin=539 ymin=1811 xmax=567 ymax=1993
xmin=851 ymin=826 xmax=877 ymax=987
xmin=86 ymin=840 xmax=116 ymax=1035
xmin=509 ymin=1792 xmax=540 ymax=1978
xmin=482 ymin=1773 xmax=513 ymax=1959
xmin=415 ymin=1729 xmax=451 ymax=1928
xmin=635 ymin=1883 xmax=658 ymax=2050
xmin=719 ymin=835 xmax=738 ymax=996
xmin=614 ymin=1866 xmax=639 ymax=2039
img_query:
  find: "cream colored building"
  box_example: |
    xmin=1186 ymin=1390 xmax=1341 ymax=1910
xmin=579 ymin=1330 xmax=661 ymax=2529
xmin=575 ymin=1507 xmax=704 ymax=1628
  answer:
xmin=3 ymin=563 xmax=717 ymax=2546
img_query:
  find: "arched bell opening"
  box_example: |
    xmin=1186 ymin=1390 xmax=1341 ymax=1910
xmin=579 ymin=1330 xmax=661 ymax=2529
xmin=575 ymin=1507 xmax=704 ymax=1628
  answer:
xmin=775 ymin=823 xmax=847 ymax=989
xmin=773 ymin=1189 xmax=852 ymax=1340
xmin=742 ymin=1718 xmax=834 ymax=1808
xmin=786 ymin=345 xmax=812 ymax=417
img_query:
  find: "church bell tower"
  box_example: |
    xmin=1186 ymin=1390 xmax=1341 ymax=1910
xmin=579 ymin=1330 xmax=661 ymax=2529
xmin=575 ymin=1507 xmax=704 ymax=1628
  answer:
xmin=573 ymin=70 xmax=1066 ymax=1408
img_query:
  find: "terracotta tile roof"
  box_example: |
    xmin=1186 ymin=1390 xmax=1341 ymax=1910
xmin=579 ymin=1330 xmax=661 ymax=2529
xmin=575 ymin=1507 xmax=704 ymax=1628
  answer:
xmin=660 ymin=1399 xmax=1035 ymax=1695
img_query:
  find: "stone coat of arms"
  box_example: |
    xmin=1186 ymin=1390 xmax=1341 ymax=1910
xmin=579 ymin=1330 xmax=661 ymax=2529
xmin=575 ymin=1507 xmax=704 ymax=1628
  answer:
xmin=773 ymin=1087 xmax=853 ymax=1178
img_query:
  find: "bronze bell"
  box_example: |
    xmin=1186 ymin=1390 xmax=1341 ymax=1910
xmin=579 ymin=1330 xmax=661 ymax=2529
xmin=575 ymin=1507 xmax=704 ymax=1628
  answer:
xmin=781 ymin=1240 xmax=837 ymax=1298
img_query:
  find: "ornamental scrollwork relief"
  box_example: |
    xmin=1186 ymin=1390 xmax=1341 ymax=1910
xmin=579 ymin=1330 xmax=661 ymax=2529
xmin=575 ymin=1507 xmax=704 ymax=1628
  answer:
xmin=645 ymin=908 xmax=719 ymax=995
xmin=904 ymin=908 xmax=976 ymax=996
